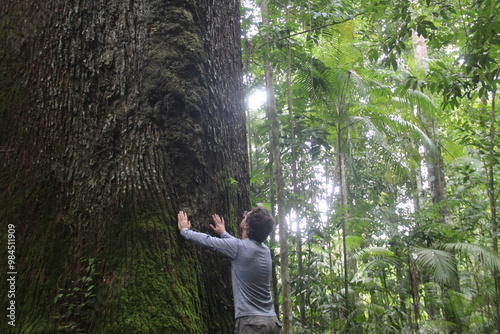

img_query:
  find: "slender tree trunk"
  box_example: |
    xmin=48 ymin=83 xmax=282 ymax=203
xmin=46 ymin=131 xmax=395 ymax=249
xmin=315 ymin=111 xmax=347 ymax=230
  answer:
xmin=426 ymin=144 xmax=452 ymax=224
xmin=411 ymin=0 xmax=451 ymax=226
xmin=269 ymin=155 xmax=281 ymax=318
xmin=0 ymin=0 xmax=248 ymax=333
xmin=412 ymin=141 xmax=425 ymax=211
xmin=336 ymin=110 xmax=351 ymax=323
xmin=490 ymin=90 xmax=498 ymax=255
xmin=408 ymin=257 xmax=420 ymax=333
xmin=285 ymin=6 xmax=306 ymax=325
xmin=307 ymin=238 xmax=314 ymax=331
xmin=410 ymin=5 xmax=461 ymax=330
xmin=412 ymin=30 xmax=429 ymax=72
xmin=266 ymin=64 xmax=293 ymax=333
xmin=486 ymin=90 xmax=500 ymax=333
xmin=260 ymin=1 xmax=292 ymax=332
xmin=393 ymin=245 xmax=408 ymax=319
xmin=247 ymin=106 xmax=254 ymax=175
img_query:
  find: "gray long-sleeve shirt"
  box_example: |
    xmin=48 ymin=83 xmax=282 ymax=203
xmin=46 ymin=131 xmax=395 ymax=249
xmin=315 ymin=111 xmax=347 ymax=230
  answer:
xmin=180 ymin=228 xmax=276 ymax=319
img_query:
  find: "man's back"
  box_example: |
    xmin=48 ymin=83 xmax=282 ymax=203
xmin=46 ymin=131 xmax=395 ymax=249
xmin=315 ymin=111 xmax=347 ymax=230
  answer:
xmin=231 ymin=238 xmax=275 ymax=318
xmin=180 ymin=229 xmax=276 ymax=318
xmin=177 ymin=209 xmax=282 ymax=333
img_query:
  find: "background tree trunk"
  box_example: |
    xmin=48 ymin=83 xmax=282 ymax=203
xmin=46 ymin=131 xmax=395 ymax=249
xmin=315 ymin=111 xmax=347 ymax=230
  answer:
xmin=260 ymin=0 xmax=293 ymax=332
xmin=285 ymin=8 xmax=306 ymax=325
xmin=486 ymin=90 xmax=500 ymax=334
xmin=0 ymin=0 xmax=248 ymax=333
xmin=410 ymin=10 xmax=461 ymax=330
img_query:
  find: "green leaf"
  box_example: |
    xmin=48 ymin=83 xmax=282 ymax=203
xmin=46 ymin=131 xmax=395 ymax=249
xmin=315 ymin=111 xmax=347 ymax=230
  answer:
xmin=413 ymin=247 xmax=457 ymax=284
xmin=53 ymin=293 xmax=64 ymax=304
xmin=443 ymin=242 xmax=500 ymax=272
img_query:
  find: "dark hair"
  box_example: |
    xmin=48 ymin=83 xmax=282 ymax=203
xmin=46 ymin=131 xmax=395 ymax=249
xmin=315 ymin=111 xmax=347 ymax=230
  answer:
xmin=246 ymin=207 xmax=275 ymax=243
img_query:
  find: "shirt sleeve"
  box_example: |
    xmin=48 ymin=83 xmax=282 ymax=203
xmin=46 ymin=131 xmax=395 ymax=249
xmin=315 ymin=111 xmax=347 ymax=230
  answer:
xmin=220 ymin=231 xmax=237 ymax=239
xmin=181 ymin=228 xmax=239 ymax=260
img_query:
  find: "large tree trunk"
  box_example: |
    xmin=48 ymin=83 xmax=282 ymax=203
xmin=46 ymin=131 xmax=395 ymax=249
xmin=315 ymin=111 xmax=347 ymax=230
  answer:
xmin=0 ymin=0 xmax=248 ymax=333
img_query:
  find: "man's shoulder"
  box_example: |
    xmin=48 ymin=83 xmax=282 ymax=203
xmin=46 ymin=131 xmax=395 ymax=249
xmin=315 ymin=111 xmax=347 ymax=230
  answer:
xmin=242 ymin=238 xmax=269 ymax=249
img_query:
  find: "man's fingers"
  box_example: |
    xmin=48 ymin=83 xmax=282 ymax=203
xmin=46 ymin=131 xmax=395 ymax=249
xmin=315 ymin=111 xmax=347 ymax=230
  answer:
xmin=178 ymin=211 xmax=189 ymax=225
xmin=212 ymin=214 xmax=224 ymax=225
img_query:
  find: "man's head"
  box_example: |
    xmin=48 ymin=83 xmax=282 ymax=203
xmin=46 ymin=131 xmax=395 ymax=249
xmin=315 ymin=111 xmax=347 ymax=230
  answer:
xmin=241 ymin=206 xmax=275 ymax=243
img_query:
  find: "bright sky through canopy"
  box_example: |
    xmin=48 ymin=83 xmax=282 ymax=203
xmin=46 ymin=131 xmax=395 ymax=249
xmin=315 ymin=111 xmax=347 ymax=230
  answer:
xmin=247 ymin=89 xmax=267 ymax=111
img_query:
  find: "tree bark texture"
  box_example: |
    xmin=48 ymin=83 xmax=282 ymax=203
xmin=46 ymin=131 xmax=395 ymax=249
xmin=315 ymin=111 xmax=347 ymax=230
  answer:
xmin=0 ymin=0 xmax=248 ymax=333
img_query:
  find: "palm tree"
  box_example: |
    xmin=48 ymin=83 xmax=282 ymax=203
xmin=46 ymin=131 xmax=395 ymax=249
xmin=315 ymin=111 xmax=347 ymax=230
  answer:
xmin=291 ymin=26 xmax=433 ymax=330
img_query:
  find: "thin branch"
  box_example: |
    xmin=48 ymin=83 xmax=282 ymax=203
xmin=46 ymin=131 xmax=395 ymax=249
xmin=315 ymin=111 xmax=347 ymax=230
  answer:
xmin=278 ymin=13 xmax=364 ymax=41
xmin=273 ymin=0 xmax=300 ymax=18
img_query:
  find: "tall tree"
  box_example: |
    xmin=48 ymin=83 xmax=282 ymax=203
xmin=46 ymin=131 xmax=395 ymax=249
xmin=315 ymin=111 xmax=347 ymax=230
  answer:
xmin=487 ymin=91 xmax=500 ymax=333
xmin=0 ymin=0 xmax=248 ymax=333
xmin=259 ymin=0 xmax=293 ymax=332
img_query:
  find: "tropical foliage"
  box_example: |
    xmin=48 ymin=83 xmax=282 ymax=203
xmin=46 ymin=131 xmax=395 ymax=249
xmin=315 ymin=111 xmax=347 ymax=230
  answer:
xmin=242 ymin=0 xmax=499 ymax=333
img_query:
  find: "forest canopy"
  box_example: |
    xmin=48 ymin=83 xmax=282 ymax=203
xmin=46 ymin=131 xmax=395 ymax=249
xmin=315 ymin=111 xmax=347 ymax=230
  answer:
xmin=241 ymin=0 xmax=499 ymax=333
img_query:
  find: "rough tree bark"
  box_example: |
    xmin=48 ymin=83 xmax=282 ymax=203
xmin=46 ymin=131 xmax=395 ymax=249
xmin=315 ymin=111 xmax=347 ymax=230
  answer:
xmin=0 ymin=0 xmax=248 ymax=333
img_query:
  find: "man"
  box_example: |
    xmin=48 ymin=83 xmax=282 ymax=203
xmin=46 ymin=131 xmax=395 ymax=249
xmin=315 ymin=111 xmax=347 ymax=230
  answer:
xmin=177 ymin=207 xmax=282 ymax=334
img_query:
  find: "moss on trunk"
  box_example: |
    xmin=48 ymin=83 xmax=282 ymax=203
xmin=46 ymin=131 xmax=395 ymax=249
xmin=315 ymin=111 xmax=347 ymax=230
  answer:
xmin=0 ymin=0 xmax=247 ymax=332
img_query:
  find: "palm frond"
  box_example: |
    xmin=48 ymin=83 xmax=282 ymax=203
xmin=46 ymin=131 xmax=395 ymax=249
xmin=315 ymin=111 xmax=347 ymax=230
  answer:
xmin=400 ymin=89 xmax=440 ymax=119
xmin=346 ymin=114 xmax=419 ymax=183
xmin=349 ymin=115 xmax=386 ymax=141
xmin=293 ymin=58 xmax=333 ymax=100
xmin=452 ymin=156 xmax=483 ymax=167
xmin=345 ymin=235 xmax=365 ymax=251
xmin=443 ymin=242 xmax=500 ymax=272
xmin=353 ymin=247 xmax=402 ymax=281
xmin=440 ymin=135 xmax=467 ymax=162
xmin=348 ymin=69 xmax=368 ymax=97
xmin=354 ymin=246 xmax=396 ymax=261
xmin=412 ymin=247 xmax=458 ymax=284
xmin=348 ymin=111 xmax=431 ymax=169
xmin=374 ymin=114 xmax=435 ymax=152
